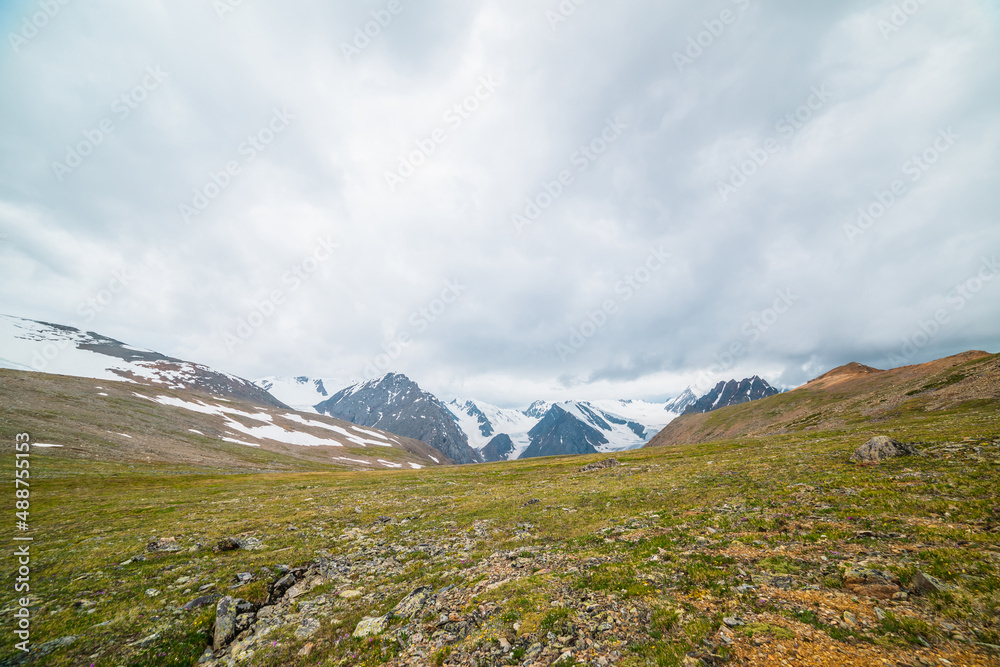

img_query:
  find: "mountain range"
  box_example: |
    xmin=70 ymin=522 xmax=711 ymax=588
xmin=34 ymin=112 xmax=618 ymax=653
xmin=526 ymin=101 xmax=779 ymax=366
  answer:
xmin=0 ymin=314 xmax=782 ymax=466
xmin=264 ymin=371 xmax=780 ymax=462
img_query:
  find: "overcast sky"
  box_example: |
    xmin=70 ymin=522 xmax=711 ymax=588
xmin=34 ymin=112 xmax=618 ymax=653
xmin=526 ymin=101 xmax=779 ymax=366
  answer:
xmin=1 ymin=0 xmax=998 ymax=407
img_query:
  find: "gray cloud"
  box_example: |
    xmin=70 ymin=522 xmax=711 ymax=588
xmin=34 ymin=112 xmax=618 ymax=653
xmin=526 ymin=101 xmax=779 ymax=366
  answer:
xmin=1 ymin=0 xmax=998 ymax=408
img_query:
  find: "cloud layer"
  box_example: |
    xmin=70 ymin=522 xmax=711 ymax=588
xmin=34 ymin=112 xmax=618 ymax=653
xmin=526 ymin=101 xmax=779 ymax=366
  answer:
xmin=1 ymin=0 xmax=998 ymax=406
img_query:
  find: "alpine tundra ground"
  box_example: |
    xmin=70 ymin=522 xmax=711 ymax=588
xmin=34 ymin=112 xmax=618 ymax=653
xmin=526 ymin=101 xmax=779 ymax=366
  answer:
xmin=2 ymin=404 xmax=1000 ymax=666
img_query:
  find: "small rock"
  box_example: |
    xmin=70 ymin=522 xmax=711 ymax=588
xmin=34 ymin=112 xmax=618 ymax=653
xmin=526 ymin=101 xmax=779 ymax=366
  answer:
xmin=213 ymin=596 xmax=239 ymax=651
xmin=912 ymin=571 xmax=950 ymax=595
xmin=842 ymin=567 xmax=901 ymax=600
xmin=392 ymin=586 xmax=433 ymax=618
xmin=287 ymin=576 xmax=324 ymax=599
xmin=181 ymin=594 xmax=220 ymax=611
xmin=843 ymin=611 xmax=857 ymax=626
xmin=353 ymin=614 xmax=390 ymax=638
xmin=146 ymin=537 xmax=183 ymax=553
xmin=339 ymin=589 xmax=362 ymax=599
xmin=874 ymin=607 xmax=886 ymax=621
xmin=295 ymin=617 xmax=321 ymax=639
xmin=234 ymin=572 xmax=253 ymax=585
xmin=893 ymin=591 xmax=908 ymax=601
xmin=850 ymin=436 xmax=919 ymax=464
xmin=271 ymin=573 xmax=296 ymax=599
xmin=145 ymin=589 xmax=160 ymax=597
xmin=213 ymin=537 xmax=241 ymax=553
xmin=579 ymin=458 xmax=621 ymax=473
xmin=298 ymin=642 xmax=314 ymax=657
xmin=723 ymin=616 xmax=744 ymax=627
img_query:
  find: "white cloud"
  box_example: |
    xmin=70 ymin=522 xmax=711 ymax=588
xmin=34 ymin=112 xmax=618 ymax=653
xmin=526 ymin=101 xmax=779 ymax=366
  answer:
xmin=1 ymin=0 xmax=997 ymax=407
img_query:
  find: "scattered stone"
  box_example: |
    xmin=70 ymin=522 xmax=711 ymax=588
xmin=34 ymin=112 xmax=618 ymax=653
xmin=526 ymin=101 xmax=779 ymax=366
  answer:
xmin=912 ymin=570 xmax=950 ymax=595
xmin=843 ymin=567 xmax=901 ymax=599
xmin=15 ymin=635 xmax=77 ymax=663
xmin=850 ymin=436 xmax=920 ymax=464
xmin=213 ymin=596 xmax=239 ymax=651
xmin=295 ymin=616 xmax=321 ymax=639
xmin=287 ymin=576 xmax=324 ymax=599
xmin=235 ymin=572 xmax=253 ymax=585
xmin=126 ymin=633 xmax=160 ymax=648
xmin=723 ymin=616 xmax=744 ymax=627
xmin=339 ymin=589 xmax=362 ymax=599
xmin=145 ymin=588 xmax=160 ymax=597
xmin=213 ymin=537 xmax=241 ymax=553
xmin=843 ymin=611 xmax=857 ymax=626
xmin=353 ymin=614 xmax=390 ymax=638
xmin=270 ymin=573 xmax=296 ymax=599
xmin=874 ymin=607 xmax=886 ymax=621
xmin=181 ymin=594 xmax=220 ymax=611
xmin=146 ymin=536 xmax=182 ymax=553
xmin=753 ymin=572 xmax=794 ymax=590
xmin=392 ymin=586 xmax=433 ymax=618
xmin=580 ymin=458 xmax=621 ymax=473
xmin=235 ymin=535 xmax=263 ymax=550
xmin=521 ymin=498 xmax=541 ymax=507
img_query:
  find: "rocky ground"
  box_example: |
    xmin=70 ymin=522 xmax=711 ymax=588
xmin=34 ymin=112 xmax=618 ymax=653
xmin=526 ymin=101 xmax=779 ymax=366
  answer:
xmin=2 ymin=429 xmax=999 ymax=666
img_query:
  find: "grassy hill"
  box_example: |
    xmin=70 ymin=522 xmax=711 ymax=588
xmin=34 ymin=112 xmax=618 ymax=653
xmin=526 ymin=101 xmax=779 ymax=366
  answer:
xmin=0 ymin=369 xmax=447 ymax=475
xmin=0 ymin=356 xmax=998 ymax=666
xmin=646 ymin=351 xmax=1000 ymax=448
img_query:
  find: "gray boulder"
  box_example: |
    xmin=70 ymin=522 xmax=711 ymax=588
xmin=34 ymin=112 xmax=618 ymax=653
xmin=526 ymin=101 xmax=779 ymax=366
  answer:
xmin=850 ymin=436 xmax=919 ymax=463
xmin=912 ymin=570 xmax=950 ymax=595
xmin=353 ymin=614 xmax=390 ymax=638
xmin=392 ymin=586 xmax=433 ymax=618
xmin=213 ymin=596 xmax=238 ymax=651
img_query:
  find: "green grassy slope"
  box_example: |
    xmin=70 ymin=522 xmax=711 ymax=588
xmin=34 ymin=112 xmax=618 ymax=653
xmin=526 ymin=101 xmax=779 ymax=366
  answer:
xmin=1 ymin=402 xmax=998 ymax=665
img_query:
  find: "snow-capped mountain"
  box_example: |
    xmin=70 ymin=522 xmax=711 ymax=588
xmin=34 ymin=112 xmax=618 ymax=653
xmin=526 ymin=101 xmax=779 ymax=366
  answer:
xmin=0 ymin=314 xmax=285 ymax=408
xmin=314 ymin=373 xmax=482 ymax=465
xmin=255 ymin=376 xmax=345 ymax=412
xmin=683 ymin=376 xmax=779 ymax=414
xmin=663 ymin=388 xmax=698 ymax=414
xmin=523 ymin=400 xmax=553 ymax=419
xmin=246 ymin=374 xmax=779 ymax=465
xmin=446 ymin=398 xmax=537 ymax=462
xmin=446 ymin=397 xmax=684 ymax=462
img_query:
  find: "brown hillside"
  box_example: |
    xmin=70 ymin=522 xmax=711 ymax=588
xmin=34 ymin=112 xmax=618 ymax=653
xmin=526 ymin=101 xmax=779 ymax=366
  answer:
xmin=646 ymin=350 xmax=999 ymax=448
